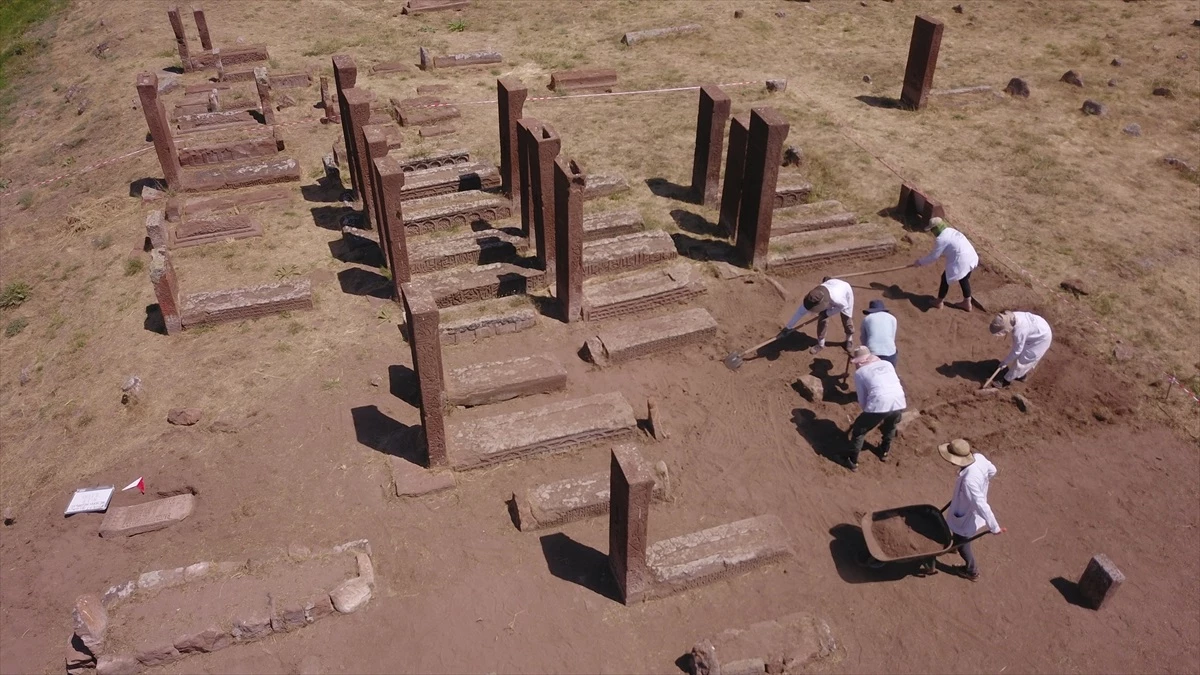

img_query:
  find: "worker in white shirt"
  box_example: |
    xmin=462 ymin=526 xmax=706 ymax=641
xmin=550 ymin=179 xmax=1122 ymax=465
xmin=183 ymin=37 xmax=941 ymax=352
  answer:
xmin=843 ymin=346 xmax=906 ymax=471
xmin=911 ymin=217 xmax=979 ymax=312
xmin=937 ymin=439 xmax=1005 ymax=581
xmin=782 ymin=278 xmax=854 ymax=355
xmin=989 ymin=310 xmax=1053 ymax=386
xmin=860 ymin=299 xmax=898 ymax=366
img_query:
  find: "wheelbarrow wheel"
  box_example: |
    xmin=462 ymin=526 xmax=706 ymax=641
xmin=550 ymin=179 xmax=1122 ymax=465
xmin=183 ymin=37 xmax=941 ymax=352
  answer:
xmin=855 ymin=550 xmax=885 ymax=569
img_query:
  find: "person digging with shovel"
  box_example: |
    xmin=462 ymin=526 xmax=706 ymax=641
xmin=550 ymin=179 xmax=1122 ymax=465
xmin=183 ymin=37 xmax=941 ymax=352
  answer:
xmin=984 ymin=310 xmax=1053 ymax=388
xmin=935 ymin=439 xmax=1005 ymax=581
xmin=782 ymin=278 xmax=855 ymax=355
xmin=911 ymin=217 xmax=979 ymax=312
xmin=842 ymin=346 xmax=906 ymax=472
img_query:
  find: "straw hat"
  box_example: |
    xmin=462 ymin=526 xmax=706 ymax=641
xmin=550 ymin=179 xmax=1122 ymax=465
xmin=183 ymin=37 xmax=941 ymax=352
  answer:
xmin=850 ymin=345 xmax=874 ymax=365
xmin=989 ymin=311 xmax=1015 ymax=335
xmin=938 ymin=438 xmax=976 ymax=467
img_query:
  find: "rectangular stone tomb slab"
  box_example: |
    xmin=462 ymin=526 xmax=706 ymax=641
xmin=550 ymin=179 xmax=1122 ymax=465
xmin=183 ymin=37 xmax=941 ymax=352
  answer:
xmin=514 ymin=463 xmax=669 ymax=531
xmin=446 ymin=355 xmax=567 ymax=407
xmin=177 ymin=134 xmax=281 ymax=168
xmin=400 ymin=161 xmax=500 ymax=201
xmin=166 ymin=186 xmax=290 ymax=221
xmin=447 ymin=392 xmax=637 ymax=470
xmin=180 ymin=279 xmax=313 ymax=328
xmin=99 ymin=494 xmax=195 ymax=538
xmin=584 ymin=307 xmax=717 ymax=367
xmin=621 ymin=24 xmax=702 ymax=46
xmin=419 ymin=125 xmax=457 ymax=138
xmin=408 ymin=262 xmax=543 ymax=309
xmin=582 ymin=263 xmax=707 ymax=321
xmin=403 ymin=0 xmax=470 ymax=14
xmin=389 ymin=458 xmax=456 ymax=498
xmin=644 ymin=514 xmax=794 ymax=601
xmin=583 ymin=230 xmax=677 ymax=276
xmin=189 ymin=45 xmax=269 ymax=69
xmin=172 ymin=215 xmax=262 ymax=248
xmin=770 ymin=210 xmax=857 ymax=237
xmin=272 ymin=72 xmax=314 ymax=89
xmin=550 ymin=69 xmax=618 ymax=93
xmin=429 ymin=50 xmax=502 ymax=69
xmin=688 ymin=612 xmax=840 ymax=675
xmin=181 ymin=157 xmax=301 ymax=193
xmin=773 ymin=178 xmax=813 ymax=209
xmin=392 ymin=96 xmax=461 ymax=127
xmin=583 ymin=209 xmax=643 ymax=242
xmin=765 ymin=225 xmax=896 ymax=277
xmin=584 ymin=174 xmax=630 ymax=199
xmin=371 ymin=61 xmax=408 ymax=75
xmin=396 ymin=148 xmax=471 ymax=172
xmin=437 ymin=299 xmax=538 ymax=345
xmin=409 ymin=228 xmax=528 ymax=274
xmin=184 ymin=82 xmax=232 ymax=95
xmin=176 ymin=108 xmax=259 ymax=131
xmin=403 ymin=190 xmax=513 ymax=235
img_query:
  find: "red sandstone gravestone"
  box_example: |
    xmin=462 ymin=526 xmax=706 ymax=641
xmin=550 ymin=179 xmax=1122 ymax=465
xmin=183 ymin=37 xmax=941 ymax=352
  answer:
xmin=735 ymin=108 xmax=790 ymax=269
xmin=497 ymin=77 xmax=528 ymax=201
xmin=192 ymin=5 xmax=212 ymax=51
xmin=401 ymin=284 xmax=448 ymax=467
xmin=341 ymin=88 xmax=376 ymax=220
xmin=553 ymin=157 xmax=586 ymax=323
xmin=372 ymin=156 xmax=410 ymax=293
xmin=900 ymin=15 xmax=945 ymax=110
xmin=719 ymin=113 xmax=750 ymax=238
xmin=332 ymin=55 xmax=360 ymax=193
xmin=136 ymin=72 xmax=184 ymax=188
xmin=518 ymin=119 xmax=562 ymax=272
xmin=609 ymin=445 xmax=655 ymax=604
xmin=690 ymin=85 xmax=732 ymax=207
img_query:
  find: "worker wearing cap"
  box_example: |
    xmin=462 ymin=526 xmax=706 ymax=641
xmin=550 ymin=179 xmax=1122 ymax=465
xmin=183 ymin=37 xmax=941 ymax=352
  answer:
xmin=938 ymin=439 xmax=1005 ymax=581
xmin=911 ymin=217 xmax=979 ymax=312
xmin=843 ymin=346 xmax=906 ymax=471
xmin=860 ymin=299 xmax=898 ymax=366
xmin=783 ymin=278 xmax=854 ymax=354
xmin=989 ymin=310 xmax=1052 ymax=386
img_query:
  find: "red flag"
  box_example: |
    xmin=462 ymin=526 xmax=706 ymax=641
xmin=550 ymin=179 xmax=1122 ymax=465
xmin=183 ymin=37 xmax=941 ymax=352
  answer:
xmin=122 ymin=477 xmax=145 ymax=494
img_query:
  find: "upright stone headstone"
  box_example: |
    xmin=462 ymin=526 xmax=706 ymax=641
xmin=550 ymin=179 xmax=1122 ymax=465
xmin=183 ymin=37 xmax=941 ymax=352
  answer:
xmin=150 ymin=248 xmax=182 ymax=335
xmin=191 ymin=5 xmax=212 ymax=51
xmin=516 ymin=119 xmax=541 ymax=239
xmin=718 ymin=113 xmax=750 ymax=237
xmin=332 ymin=55 xmax=360 ymax=193
xmin=401 ymin=284 xmax=448 ymax=468
xmin=341 ymin=87 xmax=375 ymax=214
xmin=553 ymin=157 xmax=586 ymax=322
xmin=529 ymin=122 xmax=561 ymax=273
xmin=497 ymin=77 xmax=528 ymax=201
xmin=253 ymin=67 xmax=275 ymax=125
xmin=899 ymin=15 xmax=945 ymax=110
xmin=609 ymin=445 xmax=654 ymax=605
xmin=372 ymin=156 xmax=410 ymax=294
xmin=320 ymin=76 xmax=339 ymax=124
xmin=735 ymin=107 xmax=790 ymax=269
xmin=689 ymin=85 xmax=732 ymax=207
xmin=136 ymin=72 xmax=183 ymax=188
xmin=362 ymin=125 xmax=390 ymax=228
xmin=167 ymin=7 xmax=192 ymax=71
xmin=1077 ymin=554 xmax=1125 ymax=610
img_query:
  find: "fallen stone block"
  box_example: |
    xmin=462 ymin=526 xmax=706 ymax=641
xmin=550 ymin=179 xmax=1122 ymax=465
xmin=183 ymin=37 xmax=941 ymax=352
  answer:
xmin=99 ymin=494 xmax=196 ymax=538
xmin=409 ymin=227 xmax=527 ymax=274
xmin=446 ymin=355 xmax=567 ymax=407
xmin=400 ymin=161 xmax=500 ymax=201
xmin=396 ymin=148 xmax=472 ymax=173
xmin=621 ymin=24 xmax=702 ymax=45
xmin=584 ymin=173 xmax=630 ymax=199
xmin=403 ymin=190 xmax=513 ymax=235
xmin=687 ymin=612 xmax=840 ymax=675
xmin=181 ymin=157 xmax=301 ymax=194
xmin=165 ymin=186 xmax=290 ymax=221
xmin=180 ymin=279 xmax=313 ymax=328
xmin=514 ymin=458 xmax=669 ymax=531
xmin=403 ymin=0 xmax=469 ymax=14
xmin=582 ymin=262 xmax=707 ymax=321
xmin=550 ymin=68 xmax=618 ymax=93
xmin=174 ymin=627 xmax=233 ymax=654
xmin=73 ymin=594 xmax=107 ymax=651
xmin=583 ymin=230 xmax=677 ymax=276
xmin=773 ymin=177 xmax=813 ymax=209
xmin=392 ymin=96 xmax=461 ymax=127
xmin=448 ymin=392 xmax=637 ymax=470
xmin=583 ymin=209 xmax=643 ymax=242
xmin=420 ymin=46 xmax=502 ymax=70
xmin=171 ymin=215 xmax=263 ymax=248
xmin=584 ymin=307 xmax=717 ymax=367
xmin=408 ymin=262 xmax=543 ymax=308
xmin=1077 ymin=554 xmax=1125 ymax=610
xmin=167 ymin=408 xmax=202 ymax=425
xmin=645 ymin=514 xmax=794 ymax=601
xmin=766 ymin=225 xmax=896 ymax=277
xmin=390 ymin=458 xmax=456 ymax=498
xmin=797 ymin=375 xmax=823 ymax=402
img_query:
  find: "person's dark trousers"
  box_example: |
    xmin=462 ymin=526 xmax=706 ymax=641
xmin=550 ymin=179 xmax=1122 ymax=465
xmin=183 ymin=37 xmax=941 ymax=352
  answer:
xmin=952 ymin=533 xmax=978 ymax=576
xmin=816 ymin=313 xmax=855 ymax=348
xmin=937 ymin=270 xmax=973 ymax=300
xmin=846 ymin=409 xmax=903 ymax=463
xmin=879 ymin=352 xmax=898 ymax=367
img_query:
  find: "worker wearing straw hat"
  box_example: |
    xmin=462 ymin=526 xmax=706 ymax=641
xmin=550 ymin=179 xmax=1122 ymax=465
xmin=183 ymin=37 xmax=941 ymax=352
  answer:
xmin=988 ymin=310 xmax=1053 ymax=386
xmin=842 ymin=346 xmax=906 ymax=472
xmin=911 ymin=217 xmax=979 ymax=312
xmin=783 ymin=277 xmax=855 ymax=355
xmin=938 ymin=439 xmax=1005 ymax=581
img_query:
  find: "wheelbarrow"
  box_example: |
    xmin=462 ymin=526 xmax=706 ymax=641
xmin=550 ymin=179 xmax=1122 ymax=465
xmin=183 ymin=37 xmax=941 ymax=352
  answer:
xmin=858 ymin=503 xmax=989 ymax=573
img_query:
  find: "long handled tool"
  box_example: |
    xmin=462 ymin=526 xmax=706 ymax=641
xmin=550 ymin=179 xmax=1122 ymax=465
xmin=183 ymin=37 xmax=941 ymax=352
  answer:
xmin=827 ymin=264 xmax=912 ymax=280
xmin=980 ymin=364 xmax=1004 ymax=390
xmin=723 ymin=315 xmax=818 ymax=371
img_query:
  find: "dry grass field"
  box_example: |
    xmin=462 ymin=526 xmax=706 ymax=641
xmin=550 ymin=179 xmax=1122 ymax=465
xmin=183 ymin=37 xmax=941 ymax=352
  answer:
xmin=0 ymin=1 xmax=1197 ymax=673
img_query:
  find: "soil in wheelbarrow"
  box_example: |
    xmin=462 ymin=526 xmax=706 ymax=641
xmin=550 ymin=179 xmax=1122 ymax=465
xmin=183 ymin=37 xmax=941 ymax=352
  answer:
xmin=871 ymin=511 xmax=949 ymax=558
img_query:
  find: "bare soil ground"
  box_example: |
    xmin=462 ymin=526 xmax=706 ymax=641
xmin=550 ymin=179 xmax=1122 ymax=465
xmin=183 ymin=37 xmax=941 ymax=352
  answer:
xmin=1 ymin=1 xmax=1198 ymax=673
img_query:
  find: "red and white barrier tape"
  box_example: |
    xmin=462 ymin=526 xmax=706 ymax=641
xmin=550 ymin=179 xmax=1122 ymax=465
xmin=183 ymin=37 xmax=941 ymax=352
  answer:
xmin=1166 ymin=374 xmax=1200 ymax=403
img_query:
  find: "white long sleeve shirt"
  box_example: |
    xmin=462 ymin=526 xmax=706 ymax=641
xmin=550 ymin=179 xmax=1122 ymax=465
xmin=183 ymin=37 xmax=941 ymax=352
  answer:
xmin=786 ymin=278 xmax=854 ymax=329
xmin=915 ymin=227 xmax=979 ymax=282
xmin=1002 ymin=311 xmax=1053 ymax=378
xmin=946 ymin=453 xmax=1002 ymax=537
xmin=852 ymin=360 xmax=906 ymax=413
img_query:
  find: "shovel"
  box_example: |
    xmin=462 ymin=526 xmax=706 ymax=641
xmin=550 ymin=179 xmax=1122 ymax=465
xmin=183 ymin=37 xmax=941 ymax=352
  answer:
xmin=723 ymin=315 xmax=818 ymax=371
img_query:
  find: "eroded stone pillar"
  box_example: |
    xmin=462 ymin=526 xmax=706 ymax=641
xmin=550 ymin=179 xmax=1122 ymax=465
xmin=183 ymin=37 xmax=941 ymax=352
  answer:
xmin=150 ymin=249 xmax=182 ymax=335
xmin=735 ymin=107 xmax=789 ymax=270
xmin=341 ymin=87 xmax=375 ymax=209
xmin=136 ymin=72 xmax=183 ymax=188
xmin=718 ymin=113 xmax=750 ymax=238
xmin=690 ymin=85 xmax=731 ymax=207
xmin=517 ymin=119 xmax=540 ymax=239
xmin=362 ymin=125 xmax=390 ymax=228
xmin=609 ymin=444 xmax=654 ymax=605
xmin=332 ymin=55 xmax=360 ymax=193
xmin=900 ymin=15 xmax=945 ymax=110
xmin=191 ymin=5 xmax=212 ymax=51
xmin=167 ymin=7 xmax=192 ymax=71
xmin=497 ymin=77 xmax=528 ymax=201
xmin=372 ymin=156 xmax=410 ymax=294
xmin=320 ymin=76 xmax=339 ymax=124
xmin=253 ymin=67 xmax=275 ymax=125
xmin=553 ymin=157 xmax=586 ymax=323
xmin=401 ymin=283 xmax=447 ymax=468
xmin=517 ymin=120 xmax=561 ymax=273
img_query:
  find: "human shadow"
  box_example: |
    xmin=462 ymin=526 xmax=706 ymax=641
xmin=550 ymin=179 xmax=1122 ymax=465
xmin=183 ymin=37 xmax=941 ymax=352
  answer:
xmin=310 ymin=205 xmax=357 ymax=231
xmin=791 ymin=408 xmax=846 ymax=466
xmin=855 ymin=94 xmax=904 ymax=109
xmin=754 ymin=329 xmax=816 ymax=362
xmin=337 ymin=268 xmax=392 ymax=299
xmin=809 ymin=358 xmax=857 ymax=404
xmin=669 ymin=209 xmax=725 ymax=239
xmin=1050 ymin=577 xmax=1093 ymax=609
xmin=143 ymin=304 xmax=167 ymax=335
xmin=538 ymin=533 xmax=621 ymax=602
xmin=328 ymin=232 xmax=384 ymax=267
xmin=869 ymin=281 xmax=932 ymax=312
xmin=936 ymin=359 xmax=1000 ymax=385
xmin=645 ymin=177 xmax=694 ymax=203
xmin=387 ymin=364 xmax=420 ymax=407
xmin=670 ymin=232 xmax=737 ymax=263
xmin=349 ymin=404 xmax=426 ymax=465
xmin=828 ymin=524 xmax=921 ymax=583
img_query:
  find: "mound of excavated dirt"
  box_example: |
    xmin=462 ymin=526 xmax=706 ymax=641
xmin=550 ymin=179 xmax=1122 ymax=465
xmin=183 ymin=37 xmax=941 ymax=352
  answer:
xmin=871 ymin=511 xmax=947 ymax=559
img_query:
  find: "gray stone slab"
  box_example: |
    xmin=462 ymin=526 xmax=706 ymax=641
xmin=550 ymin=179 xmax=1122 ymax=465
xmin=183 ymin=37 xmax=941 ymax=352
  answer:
xmin=766 ymin=225 xmax=896 ymax=277
xmin=446 ymin=355 xmax=567 ymax=407
xmin=584 ymin=174 xmax=629 ymax=200
xmin=448 ymin=392 xmax=637 ymax=470
xmin=621 ymin=24 xmax=702 ymax=46
xmin=585 ymin=307 xmax=717 ymax=367
xmin=583 ymin=209 xmax=643 ymax=242
xmin=99 ymin=495 xmax=196 ymax=538
xmin=582 ymin=263 xmax=707 ymax=321
xmin=437 ymin=299 xmax=538 ymax=344
xmin=408 ymin=262 xmax=544 ymax=308
xmin=688 ymin=612 xmax=840 ymax=675
xmin=403 ymin=190 xmax=513 ymax=235
xmin=582 ymin=230 xmax=677 ymax=276
xmin=181 ymin=279 xmax=312 ymax=328
xmin=409 ymin=227 xmax=527 ymax=275
xmin=514 ymin=459 xmax=669 ymax=531
xmin=645 ymin=514 xmax=794 ymax=600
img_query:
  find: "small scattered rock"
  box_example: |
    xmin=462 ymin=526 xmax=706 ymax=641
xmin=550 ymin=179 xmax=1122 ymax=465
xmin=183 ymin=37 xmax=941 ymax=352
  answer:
xmin=1110 ymin=57 xmax=1123 ymax=66
xmin=766 ymin=78 xmax=787 ymax=93
xmin=1060 ymin=278 xmax=1091 ymax=297
xmin=1004 ymin=77 xmax=1030 ymax=98
xmin=1012 ymin=394 xmax=1033 ymax=413
xmin=1178 ymin=51 xmax=1189 ymax=60
xmin=330 ymin=577 xmax=372 ymax=613
xmin=141 ymin=185 xmax=166 ymax=202
xmin=1107 ymin=78 xmax=1118 ymax=87
xmin=1060 ymin=70 xmax=1084 ymax=87
xmin=1113 ymin=344 xmax=1135 ymax=362
xmin=797 ymin=375 xmax=824 ymax=402
xmin=369 ymin=375 xmax=383 ymax=387
xmin=1152 ymin=87 xmax=1173 ymax=98
xmin=953 ymin=4 xmax=964 ymax=13
xmin=733 ymin=9 xmax=744 ymax=18
xmin=2 ymin=508 xmax=13 ymax=526
xmin=209 ymin=419 xmax=241 ymax=434
xmin=1122 ymin=123 xmax=1142 ymax=137
xmin=276 ymin=93 xmax=297 ymax=109
xmin=1081 ymin=99 xmax=1106 ymax=116
xmin=120 ymin=376 xmax=142 ymax=407
xmin=158 ymin=76 xmax=180 ymax=94
xmin=1092 ymin=406 xmax=1113 ymax=423
xmin=73 ymin=595 xmax=107 ymax=651
xmin=782 ymin=145 xmax=803 ymax=167
xmin=18 ymin=367 xmax=31 ymax=385
xmin=647 ymin=399 xmax=670 ymax=440
xmin=862 ymin=74 xmax=872 ymax=83
xmin=775 ymin=10 xmax=786 ymax=18
xmin=1162 ymin=156 xmax=1198 ymax=174
xmin=167 ymin=408 xmax=202 ymax=426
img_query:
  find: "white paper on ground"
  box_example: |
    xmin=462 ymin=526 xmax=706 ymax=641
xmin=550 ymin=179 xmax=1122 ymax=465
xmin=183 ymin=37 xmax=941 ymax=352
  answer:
xmin=64 ymin=486 xmax=114 ymax=515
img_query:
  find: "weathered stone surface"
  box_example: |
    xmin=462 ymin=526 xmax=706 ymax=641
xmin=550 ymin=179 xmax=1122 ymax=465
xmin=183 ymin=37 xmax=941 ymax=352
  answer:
xmin=550 ymin=68 xmax=617 ymax=93
xmin=719 ymin=113 xmax=750 ymax=237
xmin=1152 ymin=86 xmax=1173 ymax=98
xmin=167 ymin=407 xmax=202 ymax=425
xmin=609 ymin=444 xmax=655 ymax=604
xmin=73 ymin=594 xmax=107 ymax=651
xmin=446 ymin=355 xmax=567 ymax=407
xmin=648 ymin=400 xmax=669 ymax=440
xmin=403 ymin=0 xmax=469 ymax=14
xmin=273 ymin=71 xmax=313 ymax=89
xmin=174 ymin=627 xmax=234 ymax=654
xmin=773 ymin=178 xmax=813 ymax=209
xmin=644 ymin=515 xmax=794 ymax=600
xmin=900 ymin=16 xmax=944 ymax=109
xmin=400 ymin=282 xmax=448 ymax=468
xmin=181 ymin=157 xmax=301 ymax=193
xmin=135 ymin=644 xmax=180 ymax=668
xmin=419 ymin=125 xmax=457 ymax=138
xmin=688 ymin=613 xmax=840 ymax=675
xmin=582 ymin=263 xmax=707 ymax=321
xmin=691 ymin=84 xmax=733 ymax=207
xmin=393 ymin=96 xmax=461 ymax=127
xmin=766 ymin=225 xmax=895 ymax=276
xmin=1060 ymin=278 xmax=1091 ymax=297
xmin=400 ymin=161 xmax=500 ymax=201
xmin=621 ymin=24 xmax=701 ymax=45
xmin=1004 ymin=77 xmax=1031 ymax=98
xmin=515 ymin=454 xmax=669 ymax=531
xmin=177 ymin=134 xmax=280 ymax=168
xmin=766 ymin=78 xmax=787 ymax=93
xmin=232 ymin=606 xmax=273 ymax=641
xmin=372 ymin=60 xmax=408 ymax=75
xmin=1163 ymin=156 xmax=1198 ymax=174
xmin=96 ymin=654 xmax=141 ymax=675
xmin=583 ymin=173 xmax=630 ymax=199
xmin=736 ymin=107 xmax=790 ymax=269
xmin=423 ymin=49 xmax=502 ymax=70
xmin=797 ymin=375 xmax=824 ymax=402
xmin=896 ymin=183 xmax=944 ymax=230
xmin=409 ymin=227 xmax=526 ymax=274
xmin=771 ymin=204 xmax=857 ymax=236
xmin=583 ymin=230 xmax=677 ymax=276
xmin=403 ymin=190 xmax=513 ymax=235
xmin=409 ymin=262 xmax=542 ymax=308
xmin=448 ymin=392 xmax=637 ymax=470
xmin=165 ymin=186 xmax=289 ymax=222
xmin=99 ymin=494 xmax=195 ymax=538
xmin=172 ymin=215 xmax=262 ymax=248
xmin=306 ymin=593 xmax=336 ymax=622
xmin=1081 ymin=99 xmax=1106 ymax=115
xmin=390 ymin=458 xmax=456 ymax=497
xmin=585 ymin=308 xmax=718 ymax=367
xmin=330 ymin=577 xmax=372 ymax=613
xmin=1078 ymin=554 xmax=1125 ymax=610
xmin=436 ymin=299 xmax=538 ymax=344
xmin=180 ymin=279 xmax=312 ymax=328
xmin=1122 ymin=123 xmax=1142 ymax=137
xmin=395 ymin=148 xmax=471 ymax=173
xmin=66 ymin=635 xmax=96 ymax=672
xmin=355 ymin=552 xmax=376 ymax=587
xmin=137 ymin=567 xmax=186 ymax=591
xmin=583 ymin=209 xmax=643 ymax=242
xmin=1061 ymin=70 xmax=1084 ymax=87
